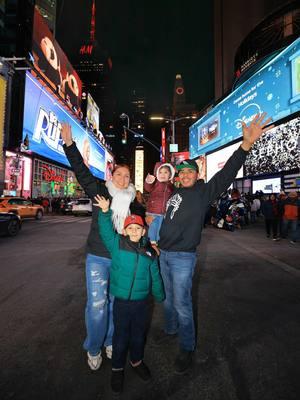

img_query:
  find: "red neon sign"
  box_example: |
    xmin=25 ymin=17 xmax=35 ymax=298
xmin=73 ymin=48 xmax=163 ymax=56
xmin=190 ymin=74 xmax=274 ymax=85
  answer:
xmin=161 ymin=127 xmax=166 ymax=162
xmin=42 ymin=164 xmax=65 ymax=183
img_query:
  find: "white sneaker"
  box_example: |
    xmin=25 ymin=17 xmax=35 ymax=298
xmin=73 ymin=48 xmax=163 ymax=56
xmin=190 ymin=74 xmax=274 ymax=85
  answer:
xmin=87 ymin=351 xmax=102 ymax=371
xmin=105 ymin=345 xmax=113 ymax=359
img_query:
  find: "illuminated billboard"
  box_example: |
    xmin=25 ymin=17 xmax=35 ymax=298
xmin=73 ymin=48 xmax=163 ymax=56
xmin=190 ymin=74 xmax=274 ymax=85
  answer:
xmin=206 ymin=142 xmax=243 ymax=182
xmin=0 ymin=76 xmax=7 ymax=176
xmin=105 ymin=149 xmax=114 ymax=181
xmin=22 ymin=73 xmax=105 ymax=180
xmin=252 ymin=177 xmax=281 ymax=194
xmin=190 ymin=37 xmax=300 ymax=158
xmin=32 ymin=8 xmax=82 ymax=111
xmin=244 ymin=116 xmax=300 ymax=176
xmin=87 ymin=93 xmax=100 ymax=130
xmin=135 ymin=148 xmax=144 ymax=193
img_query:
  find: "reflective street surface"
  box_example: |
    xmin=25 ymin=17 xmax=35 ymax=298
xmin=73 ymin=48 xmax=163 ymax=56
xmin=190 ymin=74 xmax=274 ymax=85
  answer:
xmin=0 ymin=217 xmax=299 ymax=400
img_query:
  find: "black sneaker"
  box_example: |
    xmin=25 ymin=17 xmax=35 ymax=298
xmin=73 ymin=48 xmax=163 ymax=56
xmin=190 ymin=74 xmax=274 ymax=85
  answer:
xmin=174 ymin=350 xmax=193 ymax=374
xmin=152 ymin=330 xmax=177 ymax=346
xmin=111 ymin=369 xmax=124 ymax=394
xmin=131 ymin=361 xmax=151 ymax=382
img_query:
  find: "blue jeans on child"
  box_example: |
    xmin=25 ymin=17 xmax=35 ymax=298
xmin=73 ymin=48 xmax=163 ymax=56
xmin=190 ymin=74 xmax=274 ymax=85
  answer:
xmin=147 ymin=213 xmax=164 ymax=243
xmin=112 ymin=298 xmax=149 ymax=369
xmin=159 ymin=250 xmax=197 ymax=351
xmin=83 ymin=253 xmax=114 ymax=356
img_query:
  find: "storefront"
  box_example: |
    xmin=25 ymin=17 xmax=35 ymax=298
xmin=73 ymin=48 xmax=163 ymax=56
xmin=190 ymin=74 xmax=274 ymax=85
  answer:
xmin=3 ymin=151 xmax=32 ymax=198
xmin=32 ymin=158 xmax=82 ymax=198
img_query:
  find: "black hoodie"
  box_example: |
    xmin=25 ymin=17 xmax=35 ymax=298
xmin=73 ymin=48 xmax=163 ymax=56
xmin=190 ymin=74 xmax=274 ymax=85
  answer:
xmin=159 ymin=146 xmax=248 ymax=252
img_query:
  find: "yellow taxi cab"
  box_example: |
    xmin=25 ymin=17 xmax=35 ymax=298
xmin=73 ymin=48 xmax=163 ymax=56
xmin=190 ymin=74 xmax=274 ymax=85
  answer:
xmin=0 ymin=197 xmax=44 ymax=220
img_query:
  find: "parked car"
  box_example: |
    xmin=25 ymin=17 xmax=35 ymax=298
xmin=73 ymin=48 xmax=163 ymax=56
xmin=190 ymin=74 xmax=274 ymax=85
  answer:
xmin=0 ymin=197 xmax=44 ymax=220
xmin=72 ymin=198 xmax=92 ymax=216
xmin=61 ymin=199 xmax=76 ymax=215
xmin=0 ymin=212 xmax=22 ymax=236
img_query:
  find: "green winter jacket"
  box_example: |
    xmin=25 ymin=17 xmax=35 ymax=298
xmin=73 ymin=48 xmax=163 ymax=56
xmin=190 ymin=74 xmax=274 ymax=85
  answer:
xmin=98 ymin=210 xmax=165 ymax=302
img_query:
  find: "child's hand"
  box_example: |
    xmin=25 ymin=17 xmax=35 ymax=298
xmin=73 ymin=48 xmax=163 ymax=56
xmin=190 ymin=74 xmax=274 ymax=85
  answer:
xmin=145 ymin=173 xmax=155 ymax=184
xmin=93 ymin=195 xmax=110 ymax=212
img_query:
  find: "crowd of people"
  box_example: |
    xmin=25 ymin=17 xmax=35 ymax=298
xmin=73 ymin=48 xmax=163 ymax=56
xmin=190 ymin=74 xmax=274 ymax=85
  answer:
xmin=58 ymin=114 xmax=299 ymax=395
xmin=209 ymin=189 xmax=300 ymax=243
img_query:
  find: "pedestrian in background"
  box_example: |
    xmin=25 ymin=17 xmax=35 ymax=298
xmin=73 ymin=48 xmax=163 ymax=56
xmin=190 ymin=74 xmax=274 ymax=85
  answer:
xmin=261 ymin=194 xmax=279 ymax=240
xmin=281 ymin=191 xmax=300 ymax=244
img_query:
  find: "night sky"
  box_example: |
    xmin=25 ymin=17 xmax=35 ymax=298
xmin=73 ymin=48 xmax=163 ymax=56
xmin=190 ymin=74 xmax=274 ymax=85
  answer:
xmin=56 ymin=0 xmax=214 ymax=113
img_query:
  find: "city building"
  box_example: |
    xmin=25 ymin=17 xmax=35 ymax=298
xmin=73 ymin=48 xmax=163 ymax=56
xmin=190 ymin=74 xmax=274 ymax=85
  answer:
xmin=71 ymin=0 xmax=115 ymax=133
xmin=35 ymin=0 xmax=57 ymax=34
xmin=171 ymin=74 xmax=197 ymax=152
xmin=189 ymin=0 xmax=300 ymax=194
xmin=214 ymin=0 xmax=298 ymax=101
xmin=0 ymin=5 xmax=112 ymax=198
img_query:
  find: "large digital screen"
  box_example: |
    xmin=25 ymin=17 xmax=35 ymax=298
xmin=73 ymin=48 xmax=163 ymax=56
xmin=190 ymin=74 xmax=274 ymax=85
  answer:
xmin=244 ymin=116 xmax=300 ymax=176
xmin=190 ymin=37 xmax=300 ymax=158
xmin=206 ymin=142 xmax=243 ymax=182
xmin=0 ymin=76 xmax=7 ymax=175
xmin=22 ymin=73 xmax=105 ymax=180
xmin=87 ymin=93 xmax=100 ymax=130
xmin=32 ymin=8 xmax=82 ymax=112
xmin=252 ymin=177 xmax=281 ymax=194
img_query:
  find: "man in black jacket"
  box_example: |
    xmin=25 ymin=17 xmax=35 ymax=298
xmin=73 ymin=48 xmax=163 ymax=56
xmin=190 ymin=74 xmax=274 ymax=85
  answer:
xmin=157 ymin=113 xmax=271 ymax=373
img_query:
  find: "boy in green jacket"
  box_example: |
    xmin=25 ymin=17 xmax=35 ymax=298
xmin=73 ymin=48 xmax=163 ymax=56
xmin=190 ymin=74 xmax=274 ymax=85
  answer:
xmin=94 ymin=195 xmax=165 ymax=394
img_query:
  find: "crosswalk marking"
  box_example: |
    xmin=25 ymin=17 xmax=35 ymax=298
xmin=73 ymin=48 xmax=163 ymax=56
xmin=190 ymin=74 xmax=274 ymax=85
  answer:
xmin=23 ymin=216 xmax=91 ymax=226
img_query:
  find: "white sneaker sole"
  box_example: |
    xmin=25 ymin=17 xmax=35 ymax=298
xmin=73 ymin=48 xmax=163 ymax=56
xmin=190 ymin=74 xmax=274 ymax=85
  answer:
xmin=87 ymin=353 xmax=102 ymax=371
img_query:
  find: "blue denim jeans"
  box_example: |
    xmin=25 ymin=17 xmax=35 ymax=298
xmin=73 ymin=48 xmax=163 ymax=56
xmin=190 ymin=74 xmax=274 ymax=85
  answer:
xmin=147 ymin=213 xmax=164 ymax=243
xmin=83 ymin=253 xmax=114 ymax=356
xmin=282 ymin=219 xmax=298 ymax=241
xmin=159 ymin=250 xmax=197 ymax=351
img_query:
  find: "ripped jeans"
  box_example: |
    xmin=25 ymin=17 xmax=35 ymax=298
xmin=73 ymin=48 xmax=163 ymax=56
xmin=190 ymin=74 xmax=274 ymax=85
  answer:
xmin=83 ymin=253 xmax=114 ymax=356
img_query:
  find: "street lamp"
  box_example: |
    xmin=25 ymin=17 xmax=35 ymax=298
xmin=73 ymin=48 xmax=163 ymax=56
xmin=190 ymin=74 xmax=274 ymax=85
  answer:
xmin=150 ymin=115 xmax=197 ymax=144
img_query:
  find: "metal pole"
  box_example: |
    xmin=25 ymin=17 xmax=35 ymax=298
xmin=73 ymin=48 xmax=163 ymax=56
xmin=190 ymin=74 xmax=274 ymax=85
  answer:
xmin=171 ymin=119 xmax=175 ymax=144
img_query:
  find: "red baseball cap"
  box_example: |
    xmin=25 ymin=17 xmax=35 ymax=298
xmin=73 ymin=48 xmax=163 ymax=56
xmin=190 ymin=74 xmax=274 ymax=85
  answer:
xmin=124 ymin=214 xmax=144 ymax=229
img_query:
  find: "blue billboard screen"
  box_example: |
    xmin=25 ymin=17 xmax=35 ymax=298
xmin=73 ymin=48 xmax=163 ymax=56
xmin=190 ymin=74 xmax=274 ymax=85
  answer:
xmin=189 ymin=37 xmax=300 ymax=158
xmin=22 ymin=73 xmax=105 ymax=180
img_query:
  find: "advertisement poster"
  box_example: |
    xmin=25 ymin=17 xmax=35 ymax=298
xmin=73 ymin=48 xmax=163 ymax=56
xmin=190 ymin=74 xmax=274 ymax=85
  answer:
xmin=104 ymin=149 xmax=114 ymax=181
xmin=32 ymin=8 xmax=82 ymax=111
xmin=0 ymin=76 xmax=7 ymax=176
xmin=244 ymin=116 xmax=300 ymax=176
xmin=190 ymin=37 xmax=300 ymax=158
xmin=23 ymin=73 xmax=105 ymax=180
xmin=87 ymin=93 xmax=100 ymax=130
xmin=206 ymin=142 xmax=243 ymax=182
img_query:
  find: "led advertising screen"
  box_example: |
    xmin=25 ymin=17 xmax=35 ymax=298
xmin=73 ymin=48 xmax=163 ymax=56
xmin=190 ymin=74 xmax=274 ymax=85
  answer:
xmin=0 ymin=76 xmax=7 ymax=175
xmin=32 ymin=8 xmax=82 ymax=112
xmin=283 ymin=173 xmax=300 ymax=193
xmin=105 ymin=150 xmax=114 ymax=181
xmin=87 ymin=93 xmax=100 ymax=130
xmin=244 ymin=116 xmax=300 ymax=176
xmin=189 ymin=37 xmax=300 ymax=158
xmin=22 ymin=73 xmax=105 ymax=180
xmin=252 ymin=177 xmax=281 ymax=193
xmin=206 ymin=142 xmax=243 ymax=182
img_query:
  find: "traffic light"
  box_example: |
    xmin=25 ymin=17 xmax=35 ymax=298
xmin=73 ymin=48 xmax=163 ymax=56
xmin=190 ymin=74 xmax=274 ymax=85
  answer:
xmin=122 ymin=128 xmax=127 ymax=144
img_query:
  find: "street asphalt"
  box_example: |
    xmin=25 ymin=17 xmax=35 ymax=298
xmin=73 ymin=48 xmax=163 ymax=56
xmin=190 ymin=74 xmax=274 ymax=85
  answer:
xmin=0 ymin=215 xmax=299 ymax=400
